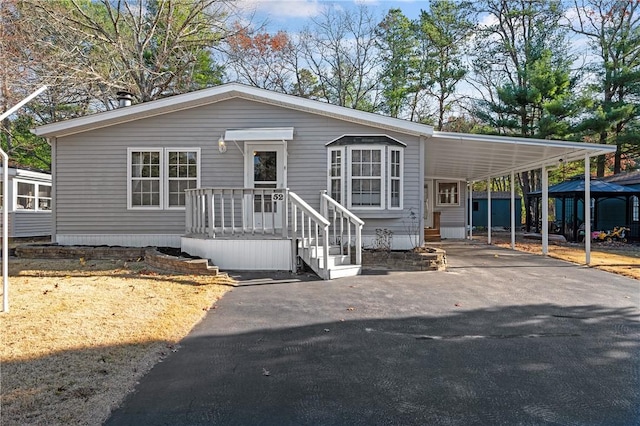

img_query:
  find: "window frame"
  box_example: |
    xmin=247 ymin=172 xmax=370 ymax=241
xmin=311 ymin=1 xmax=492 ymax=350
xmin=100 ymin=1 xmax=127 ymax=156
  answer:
xmin=347 ymin=145 xmax=386 ymax=210
xmin=327 ymin=147 xmax=345 ymax=205
xmin=165 ymin=148 xmax=201 ymax=210
xmin=13 ymin=179 xmax=52 ymax=212
xmin=436 ymin=181 xmax=460 ymax=207
xmin=327 ymin=142 xmax=404 ymax=211
xmin=127 ymin=148 xmax=200 ymax=211
xmin=388 ymin=147 xmax=403 ymax=210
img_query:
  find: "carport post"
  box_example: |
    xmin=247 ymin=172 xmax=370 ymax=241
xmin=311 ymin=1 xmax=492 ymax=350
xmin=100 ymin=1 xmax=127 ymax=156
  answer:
xmin=0 ymin=85 xmax=47 ymax=313
xmin=542 ymin=165 xmax=549 ymax=255
xmin=510 ymin=170 xmax=516 ymax=250
xmin=585 ymin=155 xmax=591 ymax=265
xmin=468 ymin=182 xmax=473 ymax=240
xmin=487 ymin=178 xmax=491 ymax=244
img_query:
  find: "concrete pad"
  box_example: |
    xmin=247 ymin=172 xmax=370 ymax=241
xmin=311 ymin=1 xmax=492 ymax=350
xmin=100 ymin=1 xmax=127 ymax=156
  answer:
xmin=105 ymin=241 xmax=640 ymax=425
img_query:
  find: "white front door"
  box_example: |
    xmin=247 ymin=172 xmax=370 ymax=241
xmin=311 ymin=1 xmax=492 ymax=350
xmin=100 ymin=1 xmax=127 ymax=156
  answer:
xmin=424 ymin=181 xmax=433 ymax=228
xmin=244 ymin=142 xmax=286 ymax=228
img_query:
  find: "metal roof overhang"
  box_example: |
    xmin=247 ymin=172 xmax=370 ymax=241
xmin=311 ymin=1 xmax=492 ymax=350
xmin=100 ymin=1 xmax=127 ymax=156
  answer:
xmin=425 ymin=132 xmax=617 ymax=182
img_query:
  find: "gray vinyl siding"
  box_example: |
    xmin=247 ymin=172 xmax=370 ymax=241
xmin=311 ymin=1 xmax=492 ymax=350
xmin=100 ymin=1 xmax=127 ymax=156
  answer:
xmin=0 ymin=212 xmax=52 ymax=238
xmin=10 ymin=212 xmax=52 ymax=237
xmin=54 ymin=98 xmax=422 ymax=240
xmin=437 ymin=184 xmax=467 ymax=228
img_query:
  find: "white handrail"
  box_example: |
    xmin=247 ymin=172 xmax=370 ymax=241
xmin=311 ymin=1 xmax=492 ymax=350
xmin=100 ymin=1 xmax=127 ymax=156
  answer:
xmin=320 ymin=191 xmax=363 ymax=265
xmin=320 ymin=192 xmax=365 ymax=226
xmin=288 ymin=191 xmax=330 ymax=279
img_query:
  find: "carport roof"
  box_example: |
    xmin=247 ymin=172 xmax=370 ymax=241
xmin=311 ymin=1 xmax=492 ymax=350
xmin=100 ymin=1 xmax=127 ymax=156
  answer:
xmin=33 ymin=83 xmax=616 ymax=182
xmin=426 ymin=132 xmax=615 ymax=182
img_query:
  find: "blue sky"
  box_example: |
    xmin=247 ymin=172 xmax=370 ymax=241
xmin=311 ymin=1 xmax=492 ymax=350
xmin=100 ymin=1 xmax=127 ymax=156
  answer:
xmin=237 ymin=0 xmax=428 ymax=32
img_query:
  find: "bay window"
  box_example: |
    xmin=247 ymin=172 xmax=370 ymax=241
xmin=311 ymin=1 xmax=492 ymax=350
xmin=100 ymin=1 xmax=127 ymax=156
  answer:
xmin=327 ymin=135 xmax=404 ymax=210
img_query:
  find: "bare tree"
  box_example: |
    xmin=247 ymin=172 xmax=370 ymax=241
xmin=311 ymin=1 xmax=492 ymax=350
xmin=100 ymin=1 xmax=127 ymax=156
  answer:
xmin=299 ymin=5 xmax=381 ymax=110
xmin=21 ymin=0 xmax=234 ymax=108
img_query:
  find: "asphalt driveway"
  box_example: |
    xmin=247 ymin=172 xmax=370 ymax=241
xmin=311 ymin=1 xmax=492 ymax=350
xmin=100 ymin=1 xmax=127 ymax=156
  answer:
xmin=105 ymin=241 xmax=640 ymax=425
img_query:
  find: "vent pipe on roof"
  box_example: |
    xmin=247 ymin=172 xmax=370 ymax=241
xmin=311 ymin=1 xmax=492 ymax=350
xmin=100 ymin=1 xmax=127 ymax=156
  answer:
xmin=116 ymin=91 xmax=134 ymax=108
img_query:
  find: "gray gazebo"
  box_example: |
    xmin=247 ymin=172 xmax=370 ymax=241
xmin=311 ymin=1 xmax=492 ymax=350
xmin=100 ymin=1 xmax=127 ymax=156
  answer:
xmin=529 ymin=178 xmax=640 ymax=242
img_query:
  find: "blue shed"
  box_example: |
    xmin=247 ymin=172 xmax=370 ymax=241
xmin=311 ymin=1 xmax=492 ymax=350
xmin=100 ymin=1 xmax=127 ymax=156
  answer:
xmin=470 ymin=191 xmax=522 ymax=229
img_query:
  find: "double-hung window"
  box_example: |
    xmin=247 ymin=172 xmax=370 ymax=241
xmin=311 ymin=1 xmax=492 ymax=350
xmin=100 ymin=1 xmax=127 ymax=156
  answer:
xmin=128 ymin=148 xmax=200 ymax=210
xmin=327 ymin=135 xmax=404 ymax=210
xmin=14 ymin=180 xmax=51 ymax=211
xmin=436 ymin=181 xmax=459 ymax=206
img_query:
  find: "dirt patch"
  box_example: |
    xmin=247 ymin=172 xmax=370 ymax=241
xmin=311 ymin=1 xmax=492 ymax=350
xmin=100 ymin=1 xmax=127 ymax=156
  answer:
xmin=0 ymin=257 xmax=234 ymax=425
xmin=488 ymin=232 xmax=640 ymax=280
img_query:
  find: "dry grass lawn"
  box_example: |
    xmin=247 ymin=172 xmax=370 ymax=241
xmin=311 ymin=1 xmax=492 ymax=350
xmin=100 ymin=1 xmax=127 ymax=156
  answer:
xmin=491 ymin=235 xmax=640 ymax=280
xmin=0 ymin=258 xmax=234 ymax=425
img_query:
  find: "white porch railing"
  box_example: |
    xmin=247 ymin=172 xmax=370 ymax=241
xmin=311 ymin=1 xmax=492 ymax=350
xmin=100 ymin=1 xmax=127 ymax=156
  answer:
xmin=320 ymin=191 xmax=364 ymax=265
xmin=184 ymin=188 xmax=363 ymax=280
xmin=185 ymin=188 xmax=289 ymax=238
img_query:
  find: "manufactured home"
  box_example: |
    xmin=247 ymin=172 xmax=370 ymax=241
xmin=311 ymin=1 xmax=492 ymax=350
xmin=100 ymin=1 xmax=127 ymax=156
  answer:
xmin=34 ymin=84 xmax=615 ymax=278
xmin=0 ymin=166 xmax=52 ymax=238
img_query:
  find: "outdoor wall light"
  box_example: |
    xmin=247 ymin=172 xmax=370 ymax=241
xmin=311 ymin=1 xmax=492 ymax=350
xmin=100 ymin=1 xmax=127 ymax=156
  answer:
xmin=218 ymin=136 xmax=227 ymax=153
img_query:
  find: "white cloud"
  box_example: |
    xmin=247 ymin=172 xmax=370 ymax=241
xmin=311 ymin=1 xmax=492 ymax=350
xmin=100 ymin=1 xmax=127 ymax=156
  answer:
xmin=238 ymin=0 xmax=325 ymax=19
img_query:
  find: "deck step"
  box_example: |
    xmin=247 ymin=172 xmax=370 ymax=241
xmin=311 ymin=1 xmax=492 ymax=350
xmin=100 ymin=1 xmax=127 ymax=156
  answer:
xmin=424 ymin=228 xmax=441 ymax=242
xmin=298 ymin=238 xmax=361 ymax=280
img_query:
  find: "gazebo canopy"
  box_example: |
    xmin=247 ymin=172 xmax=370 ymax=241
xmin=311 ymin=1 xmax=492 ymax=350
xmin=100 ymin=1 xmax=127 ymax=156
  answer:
xmin=530 ymin=178 xmax=640 ymax=198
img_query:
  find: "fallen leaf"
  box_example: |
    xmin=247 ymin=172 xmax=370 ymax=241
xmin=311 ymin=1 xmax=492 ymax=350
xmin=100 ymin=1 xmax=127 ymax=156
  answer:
xmin=347 ymin=306 xmax=356 ymax=311
xmin=323 ymin=328 xmax=330 ymax=332
xmin=262 ymin=368 xmax=270 ymax=376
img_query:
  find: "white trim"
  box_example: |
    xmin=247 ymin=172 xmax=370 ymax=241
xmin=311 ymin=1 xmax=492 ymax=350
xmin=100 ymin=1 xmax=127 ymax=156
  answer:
xmin=346 ymin=145 xmax=386 ymax=210
xmin=436 ymin=181 xmax=460 ymax=207
xmin=13 ymin=178 xmax=52 ymax=212
xmin=225 ymin=127 xmax=293 ymax=141
xmin=432 ymin=131 xmax=616 ymax=153
xmin=325 ymin=134 xmax=407 ymax=147
xmin=127 ymin=148 xmax=163 ymax=210
xmin=164 ymin=148 xmax=201 ymax=210
xmin=128 ymin=148 xmax=201 ymax=211
xmin=327 ymin=147 xmax=344 ymax=204
xmin=34 ymin=84 xmax=434 ymax=139
xmin=388 ymin=147 xmax=403 ymax=210
xmin=243 ymin=142 xmax=287 ymax=188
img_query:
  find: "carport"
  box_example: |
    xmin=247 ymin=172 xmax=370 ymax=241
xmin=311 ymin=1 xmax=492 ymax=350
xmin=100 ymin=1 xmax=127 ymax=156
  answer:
xmin=424 ymin=132 xmax=616 ymax=263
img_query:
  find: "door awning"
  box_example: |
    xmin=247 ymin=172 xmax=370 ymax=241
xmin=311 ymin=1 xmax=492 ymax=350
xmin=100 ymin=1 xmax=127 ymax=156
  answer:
xmin=224 ymin=127 xmax=294 ymax=141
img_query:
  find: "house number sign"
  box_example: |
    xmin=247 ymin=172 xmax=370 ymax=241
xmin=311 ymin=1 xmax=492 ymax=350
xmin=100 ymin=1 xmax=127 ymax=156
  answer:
xmin=272 ymin=193 xmax=284 ymax=201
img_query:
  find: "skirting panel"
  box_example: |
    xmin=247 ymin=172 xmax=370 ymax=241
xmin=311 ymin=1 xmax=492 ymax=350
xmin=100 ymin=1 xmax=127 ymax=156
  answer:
xmin=56 ymin=234 xmax=182 ymax=248
xmin=181 ymin=237 xmax=293 ymax=271
xmin=440 ymin=227 xmax=466 ymax=239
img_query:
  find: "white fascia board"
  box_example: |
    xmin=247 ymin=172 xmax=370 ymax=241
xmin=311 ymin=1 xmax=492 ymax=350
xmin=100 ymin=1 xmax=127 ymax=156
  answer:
xmin=224 ymin=127 xmax=294 ymax=141
xmin=472 ymin=149 xmax=610 ymax=181
xmin=34 ymin=83 xmax=435 ymax=138
xmin=432 ymin=131 xmax=617 ymax=153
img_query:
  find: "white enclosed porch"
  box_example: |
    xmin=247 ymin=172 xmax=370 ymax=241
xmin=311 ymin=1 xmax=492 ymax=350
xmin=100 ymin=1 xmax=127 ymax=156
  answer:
xmin=182 ymin=188 xmax=364 ymax=280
